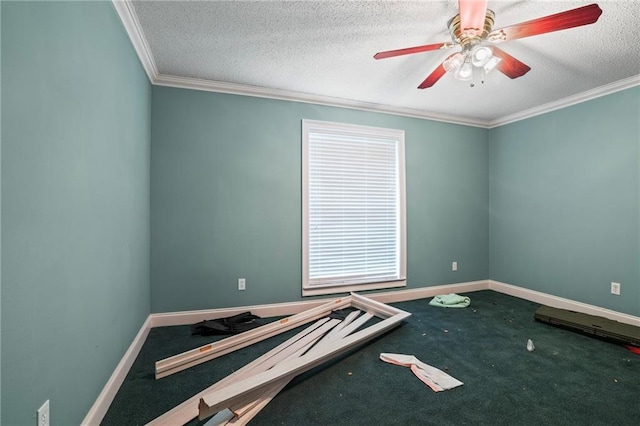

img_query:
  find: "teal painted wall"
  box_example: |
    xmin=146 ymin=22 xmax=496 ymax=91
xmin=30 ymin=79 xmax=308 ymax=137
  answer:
xmin=151 ymin=87 xmax=489 ymax=312
xmin=489 ymin=87 xmax=640 ymax=316
xmin=0 ymin=2 xmax=3 ymax=421
xmin=1 ymin=2 xmax=151 ymax=424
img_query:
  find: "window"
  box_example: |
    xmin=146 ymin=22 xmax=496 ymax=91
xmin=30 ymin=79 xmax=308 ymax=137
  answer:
xmin=302 ymin=119 xmax=406 ymax=296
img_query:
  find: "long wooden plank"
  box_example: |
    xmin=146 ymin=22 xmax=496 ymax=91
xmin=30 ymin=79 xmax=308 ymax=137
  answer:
xmin=227 ymin=334 xmax=322 ymax=421
xmin=205 ymin=352 xmax=315 ymax=426
xmin=228 ymin=312 xmax=374 ymax=424
xmin=229 ymin=379 xmax=289 ymax=425
xmin=198 ymin=304 xmax=411 ymax=419
xmin=155 ymin=296 xmax=351 ymax=379
xmin=218 ymin=305 xmax=391 ymax=424
xmin=306 ymin=312 xmax=373 ymax=355
xmin=232 ymin=319 xmax=341 ymax=380
xmin=147 ymin=317 xmax=337 ymax=426
xmin=350 ymin=292 xmax=404 ymax=318
xmin=321 ymin=310 xmax=360 ymax=342
xmin=211 ymin=317 xmax=344 ymax=425
xmin=325 ymin=312 xmax=373 ymax=342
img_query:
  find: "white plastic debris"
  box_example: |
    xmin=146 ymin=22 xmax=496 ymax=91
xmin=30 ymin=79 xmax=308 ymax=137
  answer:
xmin=527 ymin=339 xmax=535 ymax=352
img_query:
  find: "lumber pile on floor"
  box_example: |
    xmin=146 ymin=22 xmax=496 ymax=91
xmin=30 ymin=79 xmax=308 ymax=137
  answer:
xmin=146 ymin=293 xmax=411 ymax=425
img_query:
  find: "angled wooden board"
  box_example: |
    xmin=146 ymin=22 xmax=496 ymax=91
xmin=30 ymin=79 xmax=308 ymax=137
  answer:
xmin=198 ymin=293 xmax=411 ymax=420
xmin=149 ymin=293 xmax=410 ymax=425
xmin=155 ymin=296 xmax=351 ymax=379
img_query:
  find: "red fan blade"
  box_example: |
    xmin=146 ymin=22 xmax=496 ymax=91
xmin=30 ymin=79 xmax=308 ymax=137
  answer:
xmin=488 ymin=3 xmax=602 ymax=42
xmin=374 ymin=42 xmax=452 ymax=60
xmin=491 ymin=47 xmax=531 ymax=79
xmin=459 ymin=0 xmax=488 ymax=37
xmin=417 ymin=62 xmax=448 ymax=89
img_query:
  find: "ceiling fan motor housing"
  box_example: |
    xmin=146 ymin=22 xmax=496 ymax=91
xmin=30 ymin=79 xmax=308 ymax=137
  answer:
xmin=448 ymin=9 xmax=495 ymax=48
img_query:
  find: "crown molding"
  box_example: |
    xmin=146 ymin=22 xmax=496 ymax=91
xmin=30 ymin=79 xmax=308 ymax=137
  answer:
xmin=111 ymin=0 xmax=488 ymax=128
xmin=153 ymin=74 xmax=490 ymax=128
xmin=111 ymin=0 xmax=158 ymax=81
xmin=488 ymin=74 xmax=640 ymax=128
xmin=113 ymin=0 xmax=638 ymax=130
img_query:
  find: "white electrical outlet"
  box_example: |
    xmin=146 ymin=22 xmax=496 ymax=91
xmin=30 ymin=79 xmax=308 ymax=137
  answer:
xmin=38 ymin=400 xmax=50 ymax=426
xmin=238 ymin=278 xmax=246 ymax=291
xmin=611 ymin=282 xmax=621 ymax=295
xmin=452 ymin=261 xmax=458 ymax=272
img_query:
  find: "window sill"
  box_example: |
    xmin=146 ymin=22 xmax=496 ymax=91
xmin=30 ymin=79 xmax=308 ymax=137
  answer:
xmin=302 ymin=279 xmax=406 ymax=297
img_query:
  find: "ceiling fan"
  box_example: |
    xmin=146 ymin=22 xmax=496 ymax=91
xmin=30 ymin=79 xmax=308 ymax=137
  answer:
xmin=374 ymin=1 xmax=602 ymax=88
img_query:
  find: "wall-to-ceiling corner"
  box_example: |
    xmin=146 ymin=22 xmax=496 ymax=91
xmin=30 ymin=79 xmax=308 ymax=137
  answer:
xmin=1 ymin=2 xmax=151 ymax=424
xmin=489 ymin=86 xmax=640 ymax=316
xmin=150 ymin=86 xmax=489 ymax=313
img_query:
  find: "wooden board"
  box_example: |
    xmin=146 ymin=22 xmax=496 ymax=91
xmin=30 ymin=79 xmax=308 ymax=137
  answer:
xmin=198 ymin=293 xmax=410 ymax=420
xmin=155 ymin=296 xmax=351 ymax=379
xmin=150 ymin=293 xmax=410 ymax=425
xmin=147 ymin=318 xmax=338 ymax=425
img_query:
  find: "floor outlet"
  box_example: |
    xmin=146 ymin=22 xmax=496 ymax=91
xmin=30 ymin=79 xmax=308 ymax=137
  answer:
xmin=611 ymin=282 xmax=620 ymax=295
xmin=238 ymin=278 xmax=246 ymax=291
xmin=38 ymin=400 xmax=50 ymax=426
xmin=452 ymin=261 xmax=458 ymax=272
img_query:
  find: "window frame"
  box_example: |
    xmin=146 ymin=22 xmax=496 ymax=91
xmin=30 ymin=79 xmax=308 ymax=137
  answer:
xmin=302 ymin=119 xmax=407 ymax=297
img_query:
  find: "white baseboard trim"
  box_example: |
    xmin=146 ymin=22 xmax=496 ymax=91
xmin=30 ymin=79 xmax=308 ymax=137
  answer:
xmin=149 ymin=280 xmax=489 ymax=327
xmin=81 ymin=315 xmax=152 ymax=426
xmin=150 ymin=298 xmax=338 ymax=328
xmin=84 ymin=279 xmax=640 ymax=424
xmin=489 ymin=280 xmax=640 ymax=327
xmin=366 ymin=280 xmax=489 ymax=304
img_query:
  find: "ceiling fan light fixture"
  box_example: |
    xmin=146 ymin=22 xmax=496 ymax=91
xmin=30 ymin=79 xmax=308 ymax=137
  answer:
xmin=455 ymin=60 xmax=473 ymax=81
xmin=443 ymin=52 xmax=465 ymax=73
xmin=483 ymin=56 xmax=502 ymax=73
xmin=471 ymin=46 xmax=493 ymax=67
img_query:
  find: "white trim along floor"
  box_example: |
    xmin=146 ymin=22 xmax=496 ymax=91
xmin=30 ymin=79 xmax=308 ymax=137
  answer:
xmin=82 ymin=279 xmax=640 ymax=425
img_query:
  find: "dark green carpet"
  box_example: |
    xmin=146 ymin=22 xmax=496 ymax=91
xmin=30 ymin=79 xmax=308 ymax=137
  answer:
xmin=102 ymin=290 xmax=640 ymax=425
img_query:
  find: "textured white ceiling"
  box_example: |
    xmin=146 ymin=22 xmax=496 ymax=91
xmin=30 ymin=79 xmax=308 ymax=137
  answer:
xmin=130 ymin=0 xmax=640 ymax=124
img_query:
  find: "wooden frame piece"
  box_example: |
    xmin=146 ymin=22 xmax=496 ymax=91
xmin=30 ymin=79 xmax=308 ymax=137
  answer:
xmin=214 ymin=324 xmax=333 ymax=425
xmin=147 ymin=317 xmax=340 ymax=425
xmin=321 ymin=309 xmax=361 ymax=342
xmin=155 ymin=296 xmax=351 ymax=379
xmin=148 ymin=293 xmax=409 ymax=425
xmin=197 ymin=293 xmax=410 ymax=420
xmin=222 ymin=310 xmax=373 ymax=425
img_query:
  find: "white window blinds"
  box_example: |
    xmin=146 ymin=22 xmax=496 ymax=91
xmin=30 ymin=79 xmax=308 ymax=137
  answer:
xmin=302 ymin=120 xmax=406 ymax=295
